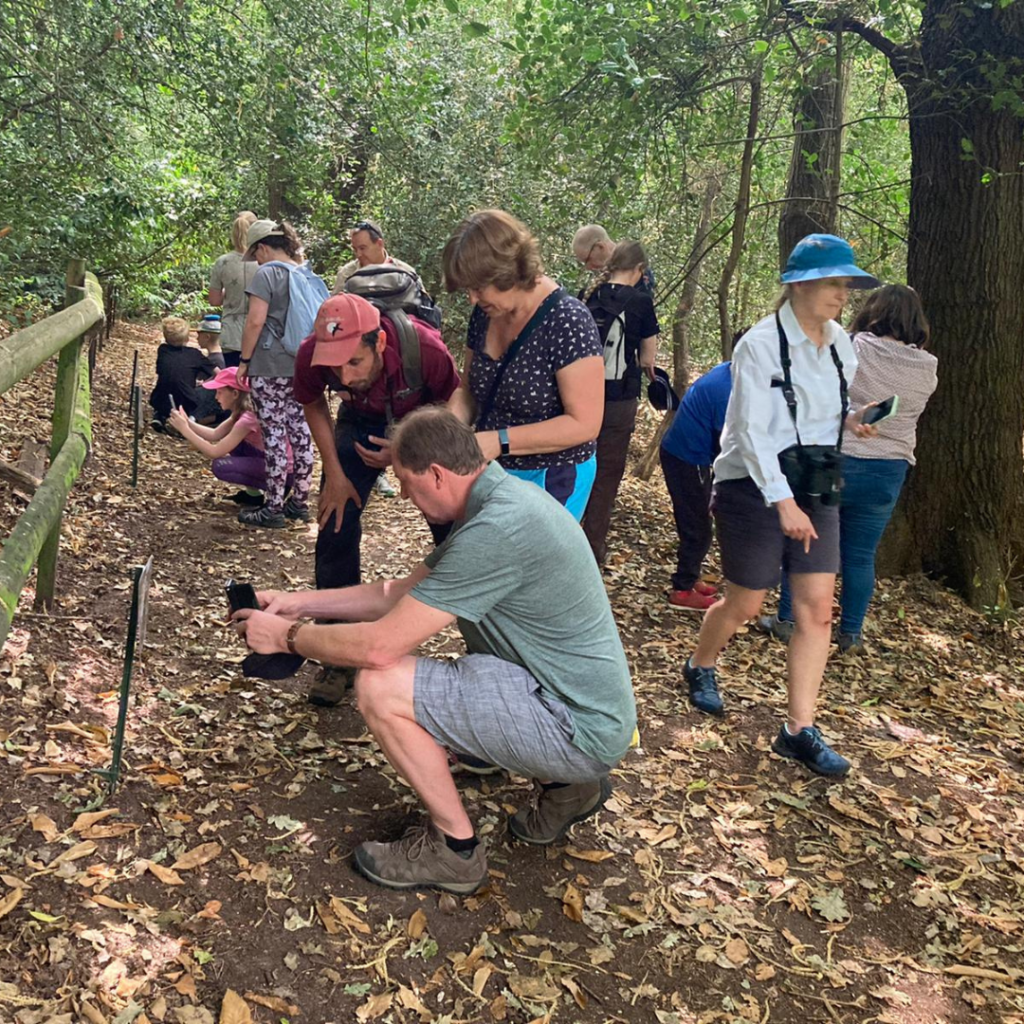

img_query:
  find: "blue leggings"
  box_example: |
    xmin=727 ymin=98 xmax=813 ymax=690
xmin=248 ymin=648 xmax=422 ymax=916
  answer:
xmin=504 ymin=454 xmax=597 ymax=522
xmin=778 ymin=456 xmax=908 ymax=635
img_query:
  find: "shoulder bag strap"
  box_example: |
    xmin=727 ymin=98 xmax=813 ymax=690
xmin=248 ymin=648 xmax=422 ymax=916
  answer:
xmin=475 ymin=288 xmax=565 ymax=430
xmin=773 ymin=311 xmax=803 ymax=447
xmin=829 ymin=341 xmax=849 ymax=452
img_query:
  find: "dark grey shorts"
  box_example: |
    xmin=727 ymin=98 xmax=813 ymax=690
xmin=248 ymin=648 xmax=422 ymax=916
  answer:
xmin=712 ymin=477 xmax=840 ymax=590
xmin=413 ymin=654 xmax=612 ymax=783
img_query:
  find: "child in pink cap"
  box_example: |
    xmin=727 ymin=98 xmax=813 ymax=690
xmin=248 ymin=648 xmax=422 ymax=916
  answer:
xmin=169 ymin=366 xmax=292 ymax=507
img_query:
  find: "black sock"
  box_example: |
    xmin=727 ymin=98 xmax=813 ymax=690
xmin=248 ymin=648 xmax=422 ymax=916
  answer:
xmin=444 ymin=833 xmax=479 ymax=858
xmin=541 ymin=781 xmax=570 ymax=791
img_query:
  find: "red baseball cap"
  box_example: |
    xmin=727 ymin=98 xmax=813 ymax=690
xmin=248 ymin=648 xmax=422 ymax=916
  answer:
xmin=311 ymin=294 xmax=382 ymax=367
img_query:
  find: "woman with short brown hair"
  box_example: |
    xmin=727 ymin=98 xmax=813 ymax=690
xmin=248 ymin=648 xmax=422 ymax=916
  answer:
xmin=443 ymin=210 xmax=603 ymax=520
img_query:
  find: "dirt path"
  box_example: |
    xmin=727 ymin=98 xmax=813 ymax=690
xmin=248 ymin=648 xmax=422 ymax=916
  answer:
xmin=1 ymin=324 xmax=1022 ymax=1024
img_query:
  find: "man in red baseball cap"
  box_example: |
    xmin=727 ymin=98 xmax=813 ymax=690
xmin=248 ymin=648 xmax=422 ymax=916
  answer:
xmin=293 ymin=292 xmax=461 ymax=706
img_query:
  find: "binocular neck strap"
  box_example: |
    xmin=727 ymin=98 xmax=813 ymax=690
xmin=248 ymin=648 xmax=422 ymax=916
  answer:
xmin=774 ymin=312 xmax=849 ymax=451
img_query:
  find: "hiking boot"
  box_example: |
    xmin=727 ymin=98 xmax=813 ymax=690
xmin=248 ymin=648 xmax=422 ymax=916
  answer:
xmin=449 ymin=752 xmax=503 ymax=777
xmin=238 ymin=505 xmax=286 ymax=528
xmin=683 ymin=658 xmax=724 ymax=715
xmin=694 ymin=580 xmax=719 ymax=597
xmin=771 ymin=725 xmax=850 ymax=777
xmin=229 ymin=489 xmax=264 ymax=507
xmin=508 ymin=777 xmax=612 ymax=846
xmin=755 ymin=614 xmax=795 ymax=643
xmin=353 ymin=822 xmax=487 ymax=894
xmin=836 ymin=631 xmax=866 ymax=655
xmin=668 ymin=588 xmax=716 ymax=612
xmin=307 ymin=665 xmax=356 ymax=707
xmin=283 ymin=497 xmax=311 ymax=522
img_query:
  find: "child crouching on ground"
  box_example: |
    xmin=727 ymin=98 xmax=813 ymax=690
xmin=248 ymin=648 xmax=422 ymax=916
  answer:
xmin=150 ymin=316 xmax=225 ymax=431
xmin=168 ymin=367 xmax=293 ymax=507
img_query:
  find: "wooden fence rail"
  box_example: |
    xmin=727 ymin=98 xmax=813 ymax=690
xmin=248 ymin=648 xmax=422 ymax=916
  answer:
xmin=0 ymin=260 xmax=103 ymax=647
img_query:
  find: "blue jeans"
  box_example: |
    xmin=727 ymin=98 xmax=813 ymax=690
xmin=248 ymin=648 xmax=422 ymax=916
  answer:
xmin=778 ymin=457 xmax=908 ymax=635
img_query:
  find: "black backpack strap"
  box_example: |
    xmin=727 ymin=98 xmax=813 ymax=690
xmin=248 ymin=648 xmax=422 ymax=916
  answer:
xmin=388 ymin=310 xmax=423 ymax=395
xmin=476 ymin=288 xmax=565 ymax=431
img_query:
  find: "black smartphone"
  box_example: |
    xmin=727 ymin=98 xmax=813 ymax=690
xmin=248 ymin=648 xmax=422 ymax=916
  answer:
xmin=861 ymin=395 xmax=899 ymax=426
xmin=226 ymin=579 xmax=260 ymax=614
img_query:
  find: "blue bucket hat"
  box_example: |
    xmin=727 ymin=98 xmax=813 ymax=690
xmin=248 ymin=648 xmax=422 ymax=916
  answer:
xmin=780 ymin=234 xmax=880 ymax=289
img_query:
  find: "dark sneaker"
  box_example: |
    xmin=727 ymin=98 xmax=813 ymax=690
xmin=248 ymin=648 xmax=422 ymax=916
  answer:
xmin=283 ymin=497 xmax=310 ymax=522
xmin=771 ymin=725 xmax=850 ymax=777
xmin=449 ymin=752 xmax=503 ymax=777
xmin=755 ymin=614 xmax=795 ymax=643
xmin=683 ymin=658 xmax=724 ymax=715
xmin=307 ymin=665 xmax=356 ymax=707
xmin=508 ymin=777 xmax=612 ymax=846
xmin=151 ymin=419 xmax=166 ymax=434
xmin=836 ymin=632 xmax=866 ymax=655
xmin=238 ymin=505 xmax=286 ymax=529
xmin=229 ymin=489 xmax=264 ymax=507
xmin=353 ymin=822 xmax=487 ymax=894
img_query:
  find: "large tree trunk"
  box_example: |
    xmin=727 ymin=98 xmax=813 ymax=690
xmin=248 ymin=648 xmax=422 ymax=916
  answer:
xmin=875 ymin=0 xmax=1024 ymax=609
xmin=777 ymin=41 xmax=849 ymax=264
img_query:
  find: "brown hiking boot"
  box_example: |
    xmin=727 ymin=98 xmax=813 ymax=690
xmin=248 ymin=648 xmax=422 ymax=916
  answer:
xmin=508 ymin=777 xmax=613 ymax=846
xmin=353 ymin=822 xmax=487 ymax=894
xmin=306 ymin=665 xmax=356 ymax=707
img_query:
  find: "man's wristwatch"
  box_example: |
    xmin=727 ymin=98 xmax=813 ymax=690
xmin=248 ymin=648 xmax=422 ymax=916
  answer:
xmin=285 ymin=619 xmax=309 ymax=655
xmin=239 ymin=357 xmax=251 ymax=364
xmin=498 ymin=428 xmax=510 ymax=457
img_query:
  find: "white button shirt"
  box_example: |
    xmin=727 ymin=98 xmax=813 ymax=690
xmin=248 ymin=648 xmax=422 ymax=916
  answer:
xmin=713 ymin=301 xmax=858 ymax=505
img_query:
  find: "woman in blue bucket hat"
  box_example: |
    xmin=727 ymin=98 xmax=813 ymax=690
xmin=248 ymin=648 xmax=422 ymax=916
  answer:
xmin=681 ymin=234 xmax=884 ymax=777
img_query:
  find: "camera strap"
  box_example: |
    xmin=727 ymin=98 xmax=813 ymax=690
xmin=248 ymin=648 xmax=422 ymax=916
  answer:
xmin=772 ymin=312 xmax=849 ymax=452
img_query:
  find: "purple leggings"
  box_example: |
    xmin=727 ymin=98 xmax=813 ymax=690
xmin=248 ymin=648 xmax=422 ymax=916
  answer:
xmin=212 ymin=441 xmax=293 ymax=494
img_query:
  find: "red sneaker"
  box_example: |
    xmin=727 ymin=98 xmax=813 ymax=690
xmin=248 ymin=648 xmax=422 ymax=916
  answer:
xmin=693 ymin=581 xmax=719 ymax=597
xmin=667 ymin=588 xmax=716 ymax=611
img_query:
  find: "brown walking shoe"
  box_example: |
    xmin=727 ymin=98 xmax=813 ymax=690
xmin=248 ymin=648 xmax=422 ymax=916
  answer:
xmin=353 ymin=822 xmax=487 ymax=894
xmin=508 ymin=777 xmax=613 ymax=846
xmin=306 ymin=665 xmax=356 ymax=707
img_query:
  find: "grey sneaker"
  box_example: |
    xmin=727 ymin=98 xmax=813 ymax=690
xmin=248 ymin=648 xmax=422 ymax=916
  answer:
xmin=307 ymin=665 xmax=356 ymax=707
xmin=283 ymin=497 xmax=310 ymax=522
xmin=353 ymin=822 xmax=487 ymax=894
xmin=238 ymin=505 xmax=286 ymax=529
xmin=756 ymin=614 xmax=794 ymax=643
xmin=509 ymin=777 xmax=612 ymax=846
xmin=836 ymin=631 xmax=866 ymax=655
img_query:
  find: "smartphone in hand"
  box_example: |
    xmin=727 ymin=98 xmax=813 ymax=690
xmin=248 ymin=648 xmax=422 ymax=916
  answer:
xmin=226 ymin=580 xmax=260 ymax=614
xmin=861 ymin=395 xmax=899 ymax=426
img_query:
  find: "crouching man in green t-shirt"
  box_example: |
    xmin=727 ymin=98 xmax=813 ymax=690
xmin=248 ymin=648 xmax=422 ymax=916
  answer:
xmin=234 ymin=406 xmax=637 ymax=894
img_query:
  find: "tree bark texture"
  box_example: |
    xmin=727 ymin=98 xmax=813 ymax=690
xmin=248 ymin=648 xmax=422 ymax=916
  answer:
xmin=777 ymin=48 xmax=849 ymax=265
xmin=875 ymin=0 xmax=1024 ymax=609
xmin=717 ymin=75 xmax=761 ymax=360
xmin=634 ymin=173 xmax=722 ymax=482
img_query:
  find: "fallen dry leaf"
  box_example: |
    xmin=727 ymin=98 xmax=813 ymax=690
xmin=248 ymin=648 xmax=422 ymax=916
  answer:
xmin=144 ymin=860 xmax=184 ymax=886
xmin=356 ymin=992 xmax=393 ymax=1021
xmin=0 ymin=888 xmax=23 ymax=920
xmin=218 ymin=990 xmax=252 ymax=1024
xmin=29 ymin=813 xmax=59 ymax=843
xmin=172 ymin=842 xmax=222 ymax=871
xmin=243 ymin=992 xmax=299 ymax=1016
xmin=562 ymin=883 xmax=584 ymax=923
xmin=327 ymin=896 xmax=371 ymax=935
xmin=407 ymin=908 xmax=427 ymax=939
xmin=73 ymin=808 xmax=120 ymax=832
xmin=565 ymin=847 xmax=615 ymax=863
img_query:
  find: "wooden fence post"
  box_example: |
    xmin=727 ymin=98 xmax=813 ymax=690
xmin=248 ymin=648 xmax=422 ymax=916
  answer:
xmin=35 ymin=258 xmax=86 ymax=611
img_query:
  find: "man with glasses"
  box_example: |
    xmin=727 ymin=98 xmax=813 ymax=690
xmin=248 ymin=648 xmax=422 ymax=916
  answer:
xmin=333 ymin=219 xmax=419 ymax=294
xmin=572 ymin=224 xmax=656 ymax=296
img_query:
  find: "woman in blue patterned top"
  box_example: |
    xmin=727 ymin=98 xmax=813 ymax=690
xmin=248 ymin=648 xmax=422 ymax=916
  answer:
xmin=443 ymin=209 xmax=604 ymax=521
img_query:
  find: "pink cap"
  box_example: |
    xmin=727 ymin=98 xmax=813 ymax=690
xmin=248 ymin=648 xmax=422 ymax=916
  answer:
xmin=201 ymin=366 xmax=250 ymax=392
xmin=310 ymin=294 xmax=382 ymax=367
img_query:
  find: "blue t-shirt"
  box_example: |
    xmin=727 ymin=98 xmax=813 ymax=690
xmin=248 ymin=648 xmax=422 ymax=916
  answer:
xmin=661 ymin=362 xmax=732 ymax=466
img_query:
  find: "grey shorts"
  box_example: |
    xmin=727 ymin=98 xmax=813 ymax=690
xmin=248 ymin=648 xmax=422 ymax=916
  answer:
xmin=413 ymin=654 xmax=612 ymax=783
xmin=712 ymin=477 xmax=840 ymax=590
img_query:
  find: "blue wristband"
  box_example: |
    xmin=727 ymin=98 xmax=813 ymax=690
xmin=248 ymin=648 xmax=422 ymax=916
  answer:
xmin=498 ymin=428 xmax=510 ymax=457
